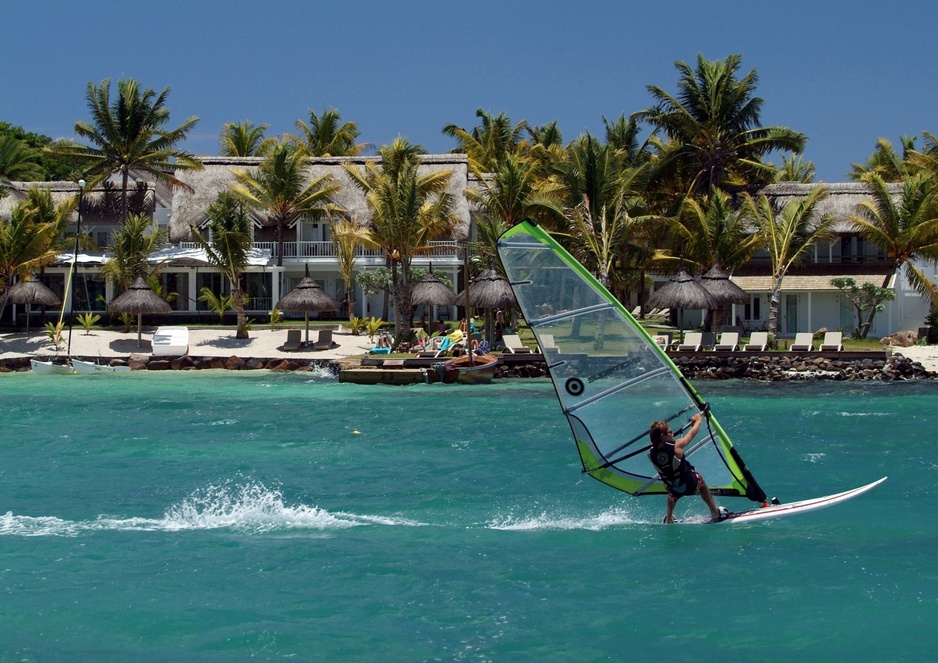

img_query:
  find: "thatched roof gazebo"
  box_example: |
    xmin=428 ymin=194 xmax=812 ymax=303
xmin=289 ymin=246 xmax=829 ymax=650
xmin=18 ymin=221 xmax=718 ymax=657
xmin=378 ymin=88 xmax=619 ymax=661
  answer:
xmin=275 ymin=265 xmax=339 ymax=346
xmin=647 ymin=269 xmax=719 ymax=330
xmin=7 ymin=279 xmax=61 ymax=334
xmin=108 ymin=276 xmax=173 ymax=348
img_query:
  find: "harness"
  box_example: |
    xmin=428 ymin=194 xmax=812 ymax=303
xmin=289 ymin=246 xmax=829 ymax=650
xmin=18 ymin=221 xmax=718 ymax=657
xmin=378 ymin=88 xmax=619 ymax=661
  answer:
xmin=649 ymin=442 xmax=695 ymax=494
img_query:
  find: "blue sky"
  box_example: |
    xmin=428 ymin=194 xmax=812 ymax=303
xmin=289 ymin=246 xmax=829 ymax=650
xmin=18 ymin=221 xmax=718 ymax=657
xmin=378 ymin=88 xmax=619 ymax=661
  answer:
xmin=2 ymin=1 xmax=936 ymax=182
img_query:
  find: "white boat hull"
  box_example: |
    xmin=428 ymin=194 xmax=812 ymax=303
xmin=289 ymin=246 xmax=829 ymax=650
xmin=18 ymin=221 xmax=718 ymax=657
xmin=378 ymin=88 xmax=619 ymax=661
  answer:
xmin=30 ymin=359 xmax=75 ymax=375
xmin=71 ymin=359 xmax=131 ymax=374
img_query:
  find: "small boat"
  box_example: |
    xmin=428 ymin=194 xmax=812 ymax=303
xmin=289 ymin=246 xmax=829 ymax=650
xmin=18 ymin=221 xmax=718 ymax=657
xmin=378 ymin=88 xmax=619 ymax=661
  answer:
xmin=71 ymin=358 xmax=131 ymax=375
xmin=427 ymin=352 xmax=499 ymax=384
xmin=30 ymin=358 xmax=76 ymax=375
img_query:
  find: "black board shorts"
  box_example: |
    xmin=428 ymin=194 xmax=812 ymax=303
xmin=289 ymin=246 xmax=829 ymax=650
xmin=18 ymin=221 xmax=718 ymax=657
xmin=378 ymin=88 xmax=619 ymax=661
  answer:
xmin=666 ymin=471 xmax=701 ymax=499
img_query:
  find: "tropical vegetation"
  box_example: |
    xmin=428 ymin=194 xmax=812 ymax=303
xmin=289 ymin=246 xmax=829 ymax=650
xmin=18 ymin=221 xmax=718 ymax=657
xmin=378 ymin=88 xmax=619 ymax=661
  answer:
xmin=2 ymin=54 xmax=938 ymax=341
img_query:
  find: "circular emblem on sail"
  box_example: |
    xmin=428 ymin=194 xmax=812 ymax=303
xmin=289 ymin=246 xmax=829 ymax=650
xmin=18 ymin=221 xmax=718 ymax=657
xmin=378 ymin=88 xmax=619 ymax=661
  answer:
xmin=565 ymin=378 xmax=584 ymax=396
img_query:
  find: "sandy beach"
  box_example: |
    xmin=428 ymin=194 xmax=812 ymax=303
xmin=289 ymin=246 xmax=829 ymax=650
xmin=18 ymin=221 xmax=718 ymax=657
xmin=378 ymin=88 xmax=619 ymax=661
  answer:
xmin=2 ymin=325 xmax=936 ymax=374
xmin=0 ymin=326 xmax=376 ymax=362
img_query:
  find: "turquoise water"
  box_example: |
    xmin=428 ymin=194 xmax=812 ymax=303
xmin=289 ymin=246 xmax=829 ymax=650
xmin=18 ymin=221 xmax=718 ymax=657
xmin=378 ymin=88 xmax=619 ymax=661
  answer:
xmin=0 ymin=372 xmax=935 ymax=662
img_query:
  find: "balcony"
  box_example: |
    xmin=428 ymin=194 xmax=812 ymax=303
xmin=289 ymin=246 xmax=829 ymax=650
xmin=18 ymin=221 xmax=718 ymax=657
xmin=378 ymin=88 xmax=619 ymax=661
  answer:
xmin=177 ymin=240 xmax=460 ymax=262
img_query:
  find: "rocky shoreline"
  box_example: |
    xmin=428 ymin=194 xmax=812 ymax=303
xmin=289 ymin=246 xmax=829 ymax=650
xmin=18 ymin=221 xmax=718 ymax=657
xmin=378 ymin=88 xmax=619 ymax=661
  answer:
xmin=2 ymin=351 xmax=934 ymax=381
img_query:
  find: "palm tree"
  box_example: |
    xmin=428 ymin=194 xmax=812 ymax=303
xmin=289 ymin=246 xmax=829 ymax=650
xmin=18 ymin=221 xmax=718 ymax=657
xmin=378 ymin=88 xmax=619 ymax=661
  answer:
xmin=48 ymin=78 xmax=202 ymax=222
xmin=191 ymin=191 xmax=254 ymax=338
xmin=776 ymin=154 xmax=816 ymax=183
xmin=230 ymin=141 xmax=342 ymax=268
xmin=635 ymin=53 xmax=806 ymax=197
xmin=851 ymin=172 xmax=938 ymax=310
xmin=849 ymin=136 xmax=917 ymax=182
xmin=330 ymin=216 xmax=378 ymax=321
xmin=293 ymin=108 xmax=370 ymax=156
xmin=0 ymin=188 xmax=73 ymax=319
xmin=345 ymin=137 xmax=459 ymax=335
xmin=743 ymin=187 xmax=835 ymax=336
xmin=0 ymin=135 xmax=45 ymax=189
xmin=675 ymin=188 xmax=761 ymax=272
xmin=442 ymin=108 xmax=528 ymax=172
xmin=99 ymin=213 xmax=167 ymax=292
xmin=219 ymin=120 xmax=276 ymax=157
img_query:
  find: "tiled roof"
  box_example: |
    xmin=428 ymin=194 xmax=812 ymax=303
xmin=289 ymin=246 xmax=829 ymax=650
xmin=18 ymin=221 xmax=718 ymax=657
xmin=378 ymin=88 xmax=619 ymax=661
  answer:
xmin=731 ymin=272 xmax=894 ymax=292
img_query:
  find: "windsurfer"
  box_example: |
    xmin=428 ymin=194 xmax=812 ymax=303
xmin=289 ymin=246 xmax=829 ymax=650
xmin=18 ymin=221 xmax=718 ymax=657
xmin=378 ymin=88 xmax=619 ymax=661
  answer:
xmin=648 ymin=413 xmax=725 ymax=523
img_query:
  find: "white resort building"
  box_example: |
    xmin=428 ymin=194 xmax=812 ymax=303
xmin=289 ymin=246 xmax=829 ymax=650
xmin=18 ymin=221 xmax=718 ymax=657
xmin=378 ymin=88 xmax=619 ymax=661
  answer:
xmin=1 ymin=161 xmax=935 ymax=340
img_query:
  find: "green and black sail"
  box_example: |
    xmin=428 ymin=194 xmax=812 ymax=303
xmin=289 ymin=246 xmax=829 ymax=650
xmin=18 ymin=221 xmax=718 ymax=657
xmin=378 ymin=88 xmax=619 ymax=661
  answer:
xmin=497 ymin=221 xmax=766 ymax=502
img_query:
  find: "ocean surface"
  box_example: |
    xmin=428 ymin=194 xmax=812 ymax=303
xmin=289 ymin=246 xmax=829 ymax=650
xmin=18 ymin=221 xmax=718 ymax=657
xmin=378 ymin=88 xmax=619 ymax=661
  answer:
xmin=0 ymin=371 xmax=935 ymax=662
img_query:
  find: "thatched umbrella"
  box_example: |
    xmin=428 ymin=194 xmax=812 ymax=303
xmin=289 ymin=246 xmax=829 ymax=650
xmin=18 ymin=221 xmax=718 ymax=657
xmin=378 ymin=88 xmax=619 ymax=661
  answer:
xmin=108 ymin=275 xmax=173 ymax=348
xmin=7 ymin=279 xmax=61 ymax=334
xmin=699 ymin=263 xmax=749 ymax=306
xmin=411 ymin=267 xmax=456 ymax=309
xmin=646 ymin=269 xmax=719 ymax=330
xmin=699 ymin=263 xmax=749 ymax=331
xmin=275 ymin=265 xmax=339 ymax=345
xmin=457 ymin=268 xmax=518 ymax=345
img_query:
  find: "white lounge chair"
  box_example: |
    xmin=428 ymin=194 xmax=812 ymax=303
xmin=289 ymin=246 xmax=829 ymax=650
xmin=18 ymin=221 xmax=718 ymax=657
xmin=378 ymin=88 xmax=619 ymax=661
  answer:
xmin=790 ymin=332 xmax=814 ymax=352
xmin=713 ymin=332 xmax=739 ymax=352
xmin=819 ymin=331 xmax=844 ymax=351
xmin=677 ymin=332 xmax=703 ymax=352
xmin=744 ymin=331 xmax=768 ymax=352
xmin=538 ymin=334 xmax=559 ymax=353
xmin=500 ymin=333 xmax=531 ymax=353
xmin=152 ymin=326 xmax=189 ymax=356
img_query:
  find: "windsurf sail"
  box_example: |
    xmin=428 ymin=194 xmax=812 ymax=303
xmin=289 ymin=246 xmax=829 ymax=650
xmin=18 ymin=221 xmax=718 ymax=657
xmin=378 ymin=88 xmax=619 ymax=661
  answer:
xmin=497 ymin=221 xmax=766 ymax=503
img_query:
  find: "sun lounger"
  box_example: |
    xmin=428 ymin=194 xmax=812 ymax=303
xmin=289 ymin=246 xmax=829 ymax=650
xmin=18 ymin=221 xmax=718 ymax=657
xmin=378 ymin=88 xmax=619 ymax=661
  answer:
xmin=713 ymin=332 xmax=739 ymax=352
xmin=311 ymin=329 xmax=334 ymax=351
xmin=538 ymin=334 xmax=559 ymax=353
xmin=790 ymin=332 xmax=814 ymax=352
xmin=418 ymin=335 xmax=452 ymax=358
xmin=152 ymin=326 xmax=189 ymax=356
xmin=500 ymin=333 xmax=531 ymax=353
xmin=677 ymin=332 xmax=703 ymax=352
xmin=281 ymin=329 xmax=303 ymax=352
xmin=819 ymin=331 xmax=843 ymax=351
xmin=744 ymin=331 xmax=768 ymax=352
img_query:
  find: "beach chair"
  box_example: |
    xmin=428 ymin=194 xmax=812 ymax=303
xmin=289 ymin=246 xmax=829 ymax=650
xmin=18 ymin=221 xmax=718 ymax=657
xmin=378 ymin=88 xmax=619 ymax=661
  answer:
xmin=500 ymin=333 xmax=532 ymax=354
xmin=538 ymin=334 xmax=559 ymax=353
xmin=677 ymin=332 xmax=703 ymax=352
xmin=713 ymin=332 xmax=739 ymax=352
xmin=282 ymin=329 xmax=302 ymax=351
xmin=790 ymin=332 xmax=814 ymax=352
xmin=819 ymin=331 xmax=844 ymax=351
xmin=418 ymin=335 xmax=452 ymax=358
xmin=744 ymin=331 xmax=768 ymax=352
xmin=311 ymin=329 xmax=334 ymax=351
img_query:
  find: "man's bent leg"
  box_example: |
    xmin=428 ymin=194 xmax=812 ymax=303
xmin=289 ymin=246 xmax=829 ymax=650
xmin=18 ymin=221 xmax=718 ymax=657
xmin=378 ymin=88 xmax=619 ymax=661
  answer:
xmin=697 ymin=477 xmax=722 ymax=520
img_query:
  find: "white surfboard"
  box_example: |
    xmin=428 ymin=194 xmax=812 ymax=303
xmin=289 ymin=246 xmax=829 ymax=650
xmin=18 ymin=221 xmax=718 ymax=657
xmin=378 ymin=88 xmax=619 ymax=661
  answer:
xmin=713 ymin=476 xmax=887 ymax=524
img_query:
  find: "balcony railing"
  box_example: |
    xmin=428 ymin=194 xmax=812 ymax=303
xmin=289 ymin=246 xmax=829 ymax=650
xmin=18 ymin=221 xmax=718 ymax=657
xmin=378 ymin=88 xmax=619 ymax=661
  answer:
xmin=178 ymin=241 xmax=459 ymax=261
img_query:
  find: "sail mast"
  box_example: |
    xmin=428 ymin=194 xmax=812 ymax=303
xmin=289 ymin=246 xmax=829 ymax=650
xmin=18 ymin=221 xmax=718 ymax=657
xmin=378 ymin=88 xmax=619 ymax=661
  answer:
xmin=65 ymin=179 xmax=85 ymax=361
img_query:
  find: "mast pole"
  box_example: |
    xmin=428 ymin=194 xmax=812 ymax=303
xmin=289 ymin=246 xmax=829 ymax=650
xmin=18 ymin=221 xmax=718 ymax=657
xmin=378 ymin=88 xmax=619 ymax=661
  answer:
xmin=66 ymin=179 xmax=84 ymax=361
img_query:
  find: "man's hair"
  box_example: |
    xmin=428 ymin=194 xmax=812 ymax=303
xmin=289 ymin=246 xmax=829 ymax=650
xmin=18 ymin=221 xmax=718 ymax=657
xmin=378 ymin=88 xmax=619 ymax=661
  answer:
xmin=649 ymin=420 xmax=669 ymax=445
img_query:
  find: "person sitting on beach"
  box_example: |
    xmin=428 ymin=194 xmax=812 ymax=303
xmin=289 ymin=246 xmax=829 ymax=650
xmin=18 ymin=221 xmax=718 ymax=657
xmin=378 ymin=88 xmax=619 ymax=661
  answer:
xmin=377 ymin=334 xmax=391 ymax=349
xmin=647 ymin=413 xmax=725 ymax=523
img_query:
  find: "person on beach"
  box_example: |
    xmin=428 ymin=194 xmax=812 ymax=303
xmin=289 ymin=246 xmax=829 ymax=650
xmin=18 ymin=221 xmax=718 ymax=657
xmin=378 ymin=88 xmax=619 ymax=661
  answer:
xmin=648 ymin=412 xmax=725 ymax=523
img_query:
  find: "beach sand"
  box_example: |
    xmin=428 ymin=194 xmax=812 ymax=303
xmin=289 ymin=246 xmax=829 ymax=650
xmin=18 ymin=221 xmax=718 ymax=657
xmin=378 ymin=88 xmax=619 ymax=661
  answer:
xmin=0 ymin=326 xmax=376 ymax=361
xmin=3 ymin=326 xmax=937 ymax=374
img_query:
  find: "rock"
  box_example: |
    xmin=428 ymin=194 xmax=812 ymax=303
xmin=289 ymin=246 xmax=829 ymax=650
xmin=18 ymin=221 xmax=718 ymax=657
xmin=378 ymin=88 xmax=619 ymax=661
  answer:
xmin=880 ymin=330 xmax=918 ymax=347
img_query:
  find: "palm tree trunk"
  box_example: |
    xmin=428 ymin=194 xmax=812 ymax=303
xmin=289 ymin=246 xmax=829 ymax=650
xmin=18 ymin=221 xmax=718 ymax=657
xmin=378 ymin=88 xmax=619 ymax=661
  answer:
xmin=121 ymin=168 xmax=130 ymax=223
xmin=767 ymin=274 xmax=783 ymax=336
